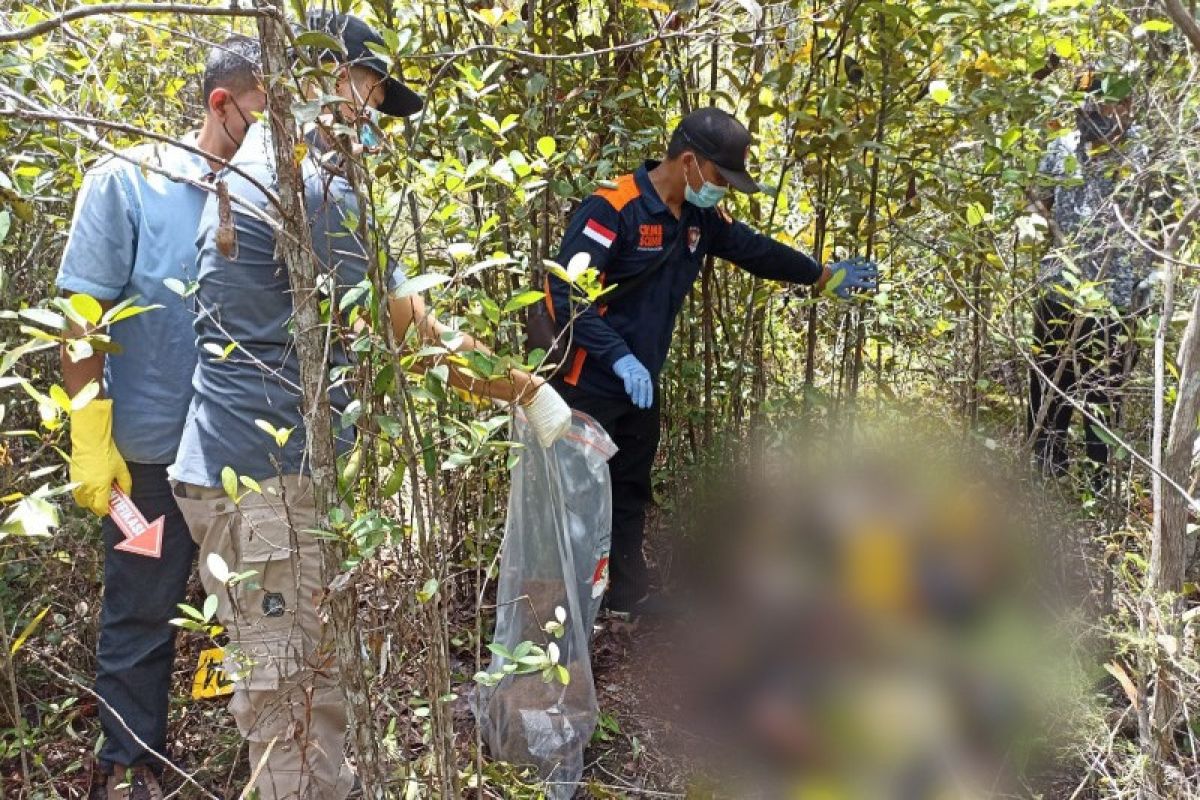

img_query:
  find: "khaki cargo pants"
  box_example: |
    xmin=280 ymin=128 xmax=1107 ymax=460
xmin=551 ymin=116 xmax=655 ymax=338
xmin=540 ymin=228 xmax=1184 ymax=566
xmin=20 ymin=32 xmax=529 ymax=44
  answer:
xmin=174 ymin=476 xmax=352 ymax=800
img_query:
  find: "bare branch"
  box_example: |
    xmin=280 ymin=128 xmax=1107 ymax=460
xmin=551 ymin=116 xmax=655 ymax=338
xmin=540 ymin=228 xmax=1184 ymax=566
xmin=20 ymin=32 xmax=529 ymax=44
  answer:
xmin=1113 ymin=205 xmax=1200 ymax=272
xmin=0 ymin=2 xmax=275 ymax=44
xmin=0 ymin=96 xmax=284 ymax=225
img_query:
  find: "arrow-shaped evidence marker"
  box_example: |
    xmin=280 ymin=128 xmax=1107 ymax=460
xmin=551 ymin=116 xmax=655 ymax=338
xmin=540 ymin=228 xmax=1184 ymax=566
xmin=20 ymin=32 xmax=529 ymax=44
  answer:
xmin=109 ymin=484 xmax=164 ymax=558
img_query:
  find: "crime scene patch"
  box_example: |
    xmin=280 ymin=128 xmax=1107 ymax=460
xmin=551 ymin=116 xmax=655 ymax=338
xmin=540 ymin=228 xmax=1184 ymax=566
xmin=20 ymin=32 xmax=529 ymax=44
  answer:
xmin=638 ymin=224 xmax=663 ymax=250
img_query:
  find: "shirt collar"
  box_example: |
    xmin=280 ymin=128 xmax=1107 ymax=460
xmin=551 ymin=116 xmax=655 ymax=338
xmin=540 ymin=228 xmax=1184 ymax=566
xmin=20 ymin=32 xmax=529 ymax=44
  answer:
xmin=635 ymin=160 xmax=669 ymax=217
xmin=176 ymin=130 xmax=216 ymax=181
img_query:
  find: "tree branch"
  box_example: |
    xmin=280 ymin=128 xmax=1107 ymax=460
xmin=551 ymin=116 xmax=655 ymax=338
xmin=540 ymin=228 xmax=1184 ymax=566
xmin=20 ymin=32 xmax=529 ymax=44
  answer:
xmin=0 ymin=95 xmax=283 ymax=226
xmin=0 ymin=2 xmax=274 ymax=44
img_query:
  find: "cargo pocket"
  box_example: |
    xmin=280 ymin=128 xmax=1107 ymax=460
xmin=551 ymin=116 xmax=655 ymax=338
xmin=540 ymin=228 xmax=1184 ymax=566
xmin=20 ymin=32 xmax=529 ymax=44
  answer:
xmin=226 ymin=497 xmax=305 ymax=692
xmin=173 ymin=490 xmax=239 ymax=602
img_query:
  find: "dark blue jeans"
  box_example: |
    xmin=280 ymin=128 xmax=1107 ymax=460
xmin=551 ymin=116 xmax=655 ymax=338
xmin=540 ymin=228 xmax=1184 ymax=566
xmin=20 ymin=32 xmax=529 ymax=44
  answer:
xmin=95 ymin=462 xmax=196 ymax=773
xmin=553 ymin=382 xmax=662 ymax=613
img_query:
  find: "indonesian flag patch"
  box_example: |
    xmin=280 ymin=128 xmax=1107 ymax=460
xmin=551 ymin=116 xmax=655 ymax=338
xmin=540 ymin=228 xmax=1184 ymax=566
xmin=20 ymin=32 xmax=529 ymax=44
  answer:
xmin=583 ymin=219 xmax=617 ymax=248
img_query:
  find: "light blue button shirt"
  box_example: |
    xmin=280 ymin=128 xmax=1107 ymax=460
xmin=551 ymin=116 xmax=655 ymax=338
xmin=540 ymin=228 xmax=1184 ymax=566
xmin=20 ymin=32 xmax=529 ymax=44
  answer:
xmin=56 ymin=136 xmax=212 ymax=465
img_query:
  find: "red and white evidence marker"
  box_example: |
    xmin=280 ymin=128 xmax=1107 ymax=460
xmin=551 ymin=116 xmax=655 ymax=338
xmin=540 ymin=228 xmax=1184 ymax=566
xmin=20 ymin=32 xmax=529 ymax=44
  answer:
xmin=109 ymin=483 xmax=164 ymax=558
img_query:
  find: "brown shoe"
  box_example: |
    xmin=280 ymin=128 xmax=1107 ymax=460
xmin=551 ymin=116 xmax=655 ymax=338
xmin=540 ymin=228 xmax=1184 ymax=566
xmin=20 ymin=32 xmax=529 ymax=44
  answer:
xmin=105 ymin=765 xmax=163 ymax=800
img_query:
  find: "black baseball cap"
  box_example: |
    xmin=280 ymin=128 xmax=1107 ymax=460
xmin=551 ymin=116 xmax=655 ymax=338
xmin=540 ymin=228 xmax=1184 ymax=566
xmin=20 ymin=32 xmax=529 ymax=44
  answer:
xmin=303 ymin=11 xmax=423 ymax=117
xmin=675 ymin=107 xmax=760 ymax=194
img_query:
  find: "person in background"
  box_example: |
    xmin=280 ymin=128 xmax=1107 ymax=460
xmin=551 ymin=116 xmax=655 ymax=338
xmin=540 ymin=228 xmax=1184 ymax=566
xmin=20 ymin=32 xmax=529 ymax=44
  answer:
xmin=56 ymin=36 xmax=266 ymax=800
xmin=546 ymin=107 xmax=879 ymax=623
xmin=1027 ymin=71 xmax=1163 ymax=487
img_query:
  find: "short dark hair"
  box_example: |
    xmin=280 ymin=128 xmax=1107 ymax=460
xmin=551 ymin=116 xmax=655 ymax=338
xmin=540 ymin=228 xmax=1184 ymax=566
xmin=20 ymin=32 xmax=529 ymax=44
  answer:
xmin=201 ymin=35 xmax=261 ymax=110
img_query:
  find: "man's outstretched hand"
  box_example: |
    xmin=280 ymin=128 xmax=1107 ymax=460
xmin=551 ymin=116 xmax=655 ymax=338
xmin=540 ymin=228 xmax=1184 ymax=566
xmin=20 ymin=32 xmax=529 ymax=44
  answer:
xmin=824 ymin=256 xmax=879 ymax=299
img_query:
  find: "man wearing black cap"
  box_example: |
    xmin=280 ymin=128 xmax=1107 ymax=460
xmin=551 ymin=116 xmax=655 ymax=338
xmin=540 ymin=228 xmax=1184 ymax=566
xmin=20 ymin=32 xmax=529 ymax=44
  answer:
xmin=169 ymin=12 xmax=571 ymax=798
xmin=546 ymin=107 xmax=878 ymax=621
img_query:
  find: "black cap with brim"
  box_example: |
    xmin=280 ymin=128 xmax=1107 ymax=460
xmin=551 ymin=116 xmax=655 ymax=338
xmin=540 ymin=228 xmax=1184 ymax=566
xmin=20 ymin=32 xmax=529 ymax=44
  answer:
xmin=304 ymin=11 xmax=423 ymax=118
xmin=714 ymin=164 xmax=761 ymax=194
xmin=677 ymin=107 xmax=761 ymax=194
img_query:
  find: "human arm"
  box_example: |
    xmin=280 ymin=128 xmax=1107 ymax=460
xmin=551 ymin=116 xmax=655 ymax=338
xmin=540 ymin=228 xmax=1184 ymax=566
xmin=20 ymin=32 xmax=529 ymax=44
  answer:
xmin=545 ymin=195 xmax=633 ymax=371
xmin=55 ymin=165 xmax=137 ymax=512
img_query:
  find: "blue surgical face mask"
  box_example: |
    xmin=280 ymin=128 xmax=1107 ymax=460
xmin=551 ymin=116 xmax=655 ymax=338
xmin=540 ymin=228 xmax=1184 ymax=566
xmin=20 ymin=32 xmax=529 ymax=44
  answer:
xmin=358 ymin=107 xmax=382 ymax=150
xmin=684 ymin=156 xmax=728 ymax=208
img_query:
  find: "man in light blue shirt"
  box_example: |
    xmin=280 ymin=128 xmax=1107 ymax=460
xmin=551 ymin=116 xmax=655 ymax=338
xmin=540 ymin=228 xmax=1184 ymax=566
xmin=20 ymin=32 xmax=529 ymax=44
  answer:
xmin=57 ymin=36 xmax=265 ymax=800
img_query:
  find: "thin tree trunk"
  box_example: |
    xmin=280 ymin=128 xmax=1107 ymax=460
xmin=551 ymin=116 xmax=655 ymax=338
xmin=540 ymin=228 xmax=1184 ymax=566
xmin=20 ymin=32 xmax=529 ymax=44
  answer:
xmin=1160 ymin=0 xmax=1200 ymax=52
xmin=1144 ymin=200 xmax=1200 ymax=796
xmin=256 ymin=8 xmax=384 ymax=796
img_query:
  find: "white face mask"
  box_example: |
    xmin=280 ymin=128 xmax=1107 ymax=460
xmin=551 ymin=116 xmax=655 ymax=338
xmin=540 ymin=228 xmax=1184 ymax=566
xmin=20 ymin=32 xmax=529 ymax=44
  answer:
xmin=684 ymin=156 xmax=728 ymax=208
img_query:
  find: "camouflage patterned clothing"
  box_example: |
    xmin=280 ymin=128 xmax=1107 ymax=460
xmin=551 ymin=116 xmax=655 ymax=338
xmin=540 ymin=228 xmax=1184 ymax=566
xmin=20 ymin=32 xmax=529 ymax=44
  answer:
xmin=1037 ymin=128 xmax=1155 ymax=311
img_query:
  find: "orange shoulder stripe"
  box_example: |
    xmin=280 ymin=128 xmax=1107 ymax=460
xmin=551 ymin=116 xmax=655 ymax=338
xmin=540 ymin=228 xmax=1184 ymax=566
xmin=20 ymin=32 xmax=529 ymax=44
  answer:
xmin=593 ymin=173 xmax=640 ymax=212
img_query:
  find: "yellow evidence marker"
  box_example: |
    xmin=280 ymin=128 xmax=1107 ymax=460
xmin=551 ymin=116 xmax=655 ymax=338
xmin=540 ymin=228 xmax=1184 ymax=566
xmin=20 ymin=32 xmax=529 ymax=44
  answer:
xmin=191 ymin=647 xmax=234 ymax=699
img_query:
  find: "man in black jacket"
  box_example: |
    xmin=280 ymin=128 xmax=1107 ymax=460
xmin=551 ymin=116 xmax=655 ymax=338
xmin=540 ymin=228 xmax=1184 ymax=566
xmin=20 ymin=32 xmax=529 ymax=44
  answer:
xmin=547 ymin=107 xmax=877 ymax=620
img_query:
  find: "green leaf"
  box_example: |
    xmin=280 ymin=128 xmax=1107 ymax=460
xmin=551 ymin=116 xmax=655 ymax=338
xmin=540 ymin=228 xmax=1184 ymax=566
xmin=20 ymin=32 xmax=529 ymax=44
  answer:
xmin=70 ymin=381 xmax=100 ymax=411
xmin=489 ymin=159 xmax=515 ymax=184
xmin=928 ymin=80 xmax=952 ymax=105
xmin=339 ymin=281 xmax=369 ymax=311
xmin=177 ymin=603 xmax=205 ymax=622
xmin=1 ymin=493 xmax=58 ymax=540
xmin=69 ymin=294 xmax=102 ymax=325
xmin=392 ymin=273 xmax=452 ymax=299
xmin=823 ymin=267 xmax=846 ymax=295
xmin=535 ymin=136 xmax=556 ymax=158
xmin=1000 ymin=128 xmax=1022 ymax=150
xmin=220 ymin=466 xmax=239 ymax=502
xmin=295 ymin=30 xmax=346 ymax=54
xmin=203 ymin=341 xmax=237 ymax=361
xmin=48 ymin=385 xmax=71 ymax=414
xmin=502 ymin=290 xmax=545 ymax=314
xmin=0 ymin=211 xmax=10 ymax=245
xmin=206 ymin=552 xmax=231 ymax=584
xmin=202 ymin=594 xmax=219 ymax=622
xmin=17 ymin=307 xmax=65 ymax=331
xmin=1051 ymin=37 xmax=1075 ymax=58
xmin=965 ymin=202 xmax=987 ymax=227
xmin=1135 ymin=19 xmax=1173 ymax=34
xmin=106 ymin=304 xmax=161 ymax=324
xmin=416 ymin=578 xmax=439 ymax=603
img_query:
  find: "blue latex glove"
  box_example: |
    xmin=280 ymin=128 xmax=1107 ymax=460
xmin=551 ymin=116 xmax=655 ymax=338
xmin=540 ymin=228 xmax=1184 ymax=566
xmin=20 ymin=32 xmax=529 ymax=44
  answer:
xmin=825 ymin=256 xmax=879 ymax=299
xmin=613 ymin=354 xmax=654 ymax=409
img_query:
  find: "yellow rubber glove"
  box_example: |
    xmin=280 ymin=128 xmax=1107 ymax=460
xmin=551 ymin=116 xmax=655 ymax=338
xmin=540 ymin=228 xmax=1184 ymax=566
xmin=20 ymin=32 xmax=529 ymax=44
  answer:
xmin=69 ymin=399 xmax=132 ymax=516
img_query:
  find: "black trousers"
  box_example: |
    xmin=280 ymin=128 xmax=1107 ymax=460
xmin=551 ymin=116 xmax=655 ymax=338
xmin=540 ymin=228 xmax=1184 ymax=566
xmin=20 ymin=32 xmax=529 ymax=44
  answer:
xmin=1027 ymin=295 xmax=1135 ymax=478
xmin=554 ymin=381 xmax=661 ymax=613
xmin=95 ymin=462 xmax=196 ymax=772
